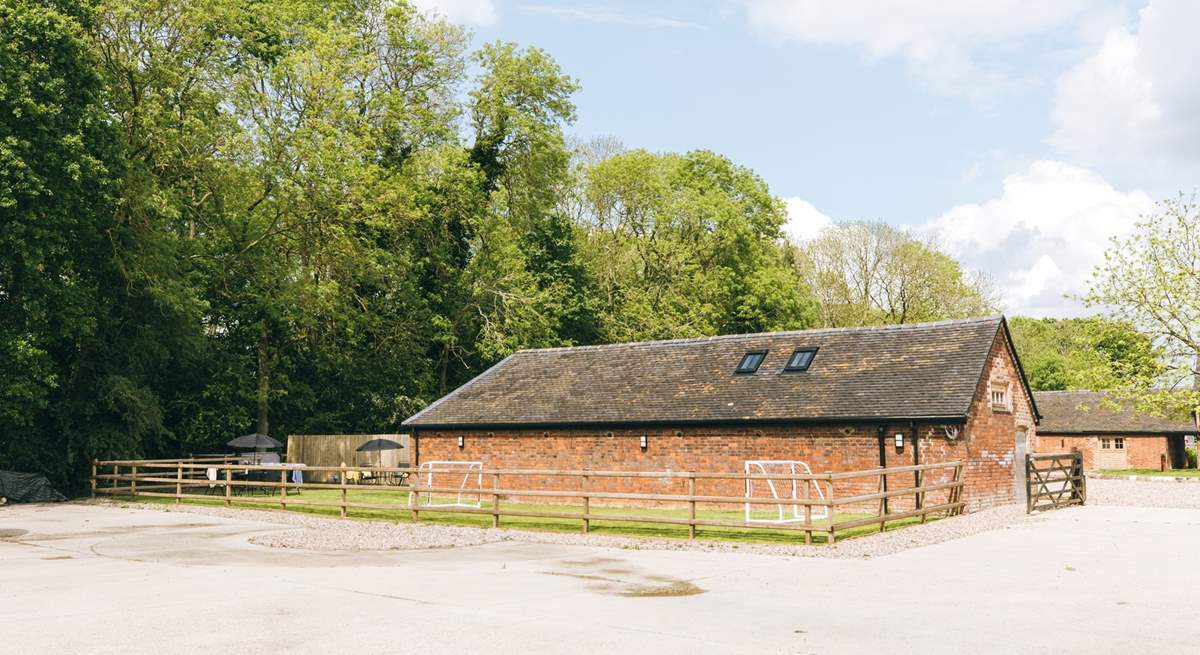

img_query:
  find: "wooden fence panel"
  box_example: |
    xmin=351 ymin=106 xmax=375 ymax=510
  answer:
xmin=92 ymin=458 xmax=965 ymax=545
xmin=286 ymin=434 xmax=409 ymax=482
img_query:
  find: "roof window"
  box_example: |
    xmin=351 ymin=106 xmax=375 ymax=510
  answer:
xmin=784 ymin=348 xmax=818 ymax=372
xmin=736 ymin=350 xmax=767 ymax=374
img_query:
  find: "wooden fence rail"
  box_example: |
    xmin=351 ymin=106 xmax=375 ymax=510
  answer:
xmin=1026 ymin=451 xmax=1085 ymax=513
xmin=92 ymin=458 xmax=965 ymax=545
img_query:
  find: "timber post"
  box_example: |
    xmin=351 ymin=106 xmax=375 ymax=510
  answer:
xmin=492 ymin=472 xmax=500 ymax=529
xmin=687 ymin=473 xmax=696 ymax=540
xmin=581 ymin=474 xmax=590 ymax=534
xmin=339 ymin=464 xmax=347 ymax=519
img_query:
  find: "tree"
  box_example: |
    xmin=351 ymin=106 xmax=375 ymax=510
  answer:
xmin=1008 ymin=317 xmax=1164 ymax=391
xmin=0 ymin=0 xmax=173 ymax=490
xmin=795 ymin=221 xmax=997 ymax=327
xmin=1086 ymin=195 xmax=1200 ymax=418
xmin=574 ymin=149 xmax=816 ymax=340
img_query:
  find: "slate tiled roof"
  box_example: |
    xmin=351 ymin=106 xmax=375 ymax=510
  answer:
xmin=1034 ymin=390 xmax=1196 ymax=435
xmin=405 ymin=316 xmax=1020 ymax=429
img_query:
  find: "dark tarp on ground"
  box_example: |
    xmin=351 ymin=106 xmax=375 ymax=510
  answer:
xmin=0 ymin=471 xmax=67 ymax=503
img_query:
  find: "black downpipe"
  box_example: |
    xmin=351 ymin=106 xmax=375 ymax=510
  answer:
xmin=877 ymin=425 xmax=888 ymax=515
xmin=911 ymin=421 xmax=921 ymax=511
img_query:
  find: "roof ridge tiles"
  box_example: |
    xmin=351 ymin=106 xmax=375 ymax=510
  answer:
xmin=513 ymin=315 xmax=1004 ymax=355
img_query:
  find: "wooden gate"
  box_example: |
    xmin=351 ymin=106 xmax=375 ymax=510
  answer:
xmin=1025 ymin=451 xmax=1085 ymax=513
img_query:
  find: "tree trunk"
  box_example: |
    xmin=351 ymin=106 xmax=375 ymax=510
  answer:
xmin=1192 ymin=352 xmax=1199 ymax=468
xmin=256 ymin=323 xmax=270 ymax=436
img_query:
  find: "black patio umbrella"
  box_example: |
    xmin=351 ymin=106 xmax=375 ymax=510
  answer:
xmin=355 ymin=438 xmax=403 ymax=467
xmin=227 ymin=433 xmax=283 ymax=450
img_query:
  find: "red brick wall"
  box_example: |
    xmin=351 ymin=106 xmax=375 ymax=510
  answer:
xmin=414 ymin=328 xmax=1032 ymax=512
xmin=1034 ymin=435 xmax=1096 ymax=470
xmin=957 ymin=328 xmax=1036 ymax=510
xmin=414 ymin=424 xmax=967 ymax=512
xmin=1033 ymin=433 xmax=1170 ymax=471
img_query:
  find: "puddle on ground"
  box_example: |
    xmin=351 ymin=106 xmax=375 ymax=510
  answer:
xmin=560 ymin=557 xmax=624 ymax=567
xmin=0 ymin=528 xmax=28 ymax=539
xmin=544 ymin=557 xmax=705 ymax=597
xmin=617 ymin=580 xmax=704 ymax=597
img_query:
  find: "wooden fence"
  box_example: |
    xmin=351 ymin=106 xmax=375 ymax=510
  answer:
xmin=91 ymin=459 xmax=964 ymax=545
xmin=286 ymin=434 xmax=409 ymax=482
xmin=1025 ymin=451 xmax=1085 ymax=513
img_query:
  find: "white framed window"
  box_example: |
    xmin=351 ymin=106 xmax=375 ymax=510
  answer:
xmin=1101 ymin=438 xmax=1112 ymax=450
xmin=1114 ymin=437 xmax=1125 ymax=450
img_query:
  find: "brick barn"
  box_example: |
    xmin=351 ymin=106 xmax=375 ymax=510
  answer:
xmin=1032 ymin=390 xmax=1196 ymax=471
xmin=403 ymin=316 xmax=1039 ymax=511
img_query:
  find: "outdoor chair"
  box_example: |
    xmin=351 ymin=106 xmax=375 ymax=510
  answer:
xmin=205 ymin=467 xmax=220 ymax=495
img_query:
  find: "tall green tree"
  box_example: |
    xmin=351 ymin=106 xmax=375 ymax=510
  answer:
xmin=1086 ymin=195 xmax=1200 ymax=418
xmin=0 ymin=0 xmax=175 ymax=489
xmin=1008 ymin=317 xmax=1164 ymax=391
xmin=575 ymin=149 xmax=815 ymax=340
xmin=794 ymin=221 xmax=997 ymax=327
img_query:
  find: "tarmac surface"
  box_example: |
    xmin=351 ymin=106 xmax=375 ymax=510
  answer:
xmin=2 ymin=500 xmax=1196 ymax=654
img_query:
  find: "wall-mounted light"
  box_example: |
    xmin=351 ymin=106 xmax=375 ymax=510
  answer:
xmin=458 ymin=435 xmax=465 ymax=449
xmin=894 ymin=432 xmax=905 ymax=450
xmin=639 ymin=435 xmax=648 ymax=450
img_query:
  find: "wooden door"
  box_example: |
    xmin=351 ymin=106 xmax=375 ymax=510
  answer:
xmin=1097 ymin=437 xmax=1128 ymax=470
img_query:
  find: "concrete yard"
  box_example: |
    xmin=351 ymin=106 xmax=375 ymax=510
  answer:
xmin=2 ymin=498 xmax=1197 ymax=654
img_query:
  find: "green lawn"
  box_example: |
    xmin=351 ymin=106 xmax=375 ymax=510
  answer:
xmin=105 ymin=486 xmax=943 ymax=545
xmin=1100 ymin=468 xmax=1200 ymax=477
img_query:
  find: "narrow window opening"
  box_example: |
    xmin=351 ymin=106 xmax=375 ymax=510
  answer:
xmin=990 ymin=383 xmax=1010 ymax=411
xmin=736 ymin=350 xmax=767 ymax=374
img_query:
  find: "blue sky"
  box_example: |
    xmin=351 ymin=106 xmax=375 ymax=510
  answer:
xmin=413 ymin=0 xmax=1200 ymax=318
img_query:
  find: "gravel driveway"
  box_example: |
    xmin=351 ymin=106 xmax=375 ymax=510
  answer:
xmin=92 ymin=478 xmax=1190 ymax=558
xmin=90 ymin=498 xmax=1032 ymax=559
xmin=1087 ymin=477 xmax=1200 ymax=509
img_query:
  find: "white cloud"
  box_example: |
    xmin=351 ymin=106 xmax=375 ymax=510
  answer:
xmin=924 ymin=160 xmax=1153 ymax=317
xmin=1049 ymin=0 xmax=1200 ymax=169
xmin=740 ymin=0 xmax=1092 ymax=99
xmin=519 ymin=5 xmax=706 ymax=30
xmin=782 ymin=197 xmax=834 ymax=242
xmin=409 ymin=0 xmax=498 ymax=26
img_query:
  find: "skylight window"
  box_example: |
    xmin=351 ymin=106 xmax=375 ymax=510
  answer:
xmin=736 ymin=350 xmax=767 ymax=374
xmin=784 ymin=347 xmax=818 ymax=372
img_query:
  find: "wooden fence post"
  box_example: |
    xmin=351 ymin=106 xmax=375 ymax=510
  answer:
xmin=581 ymin=474 xmax=590 ymax=534
xmin=175 ymin=461 xmax=183 ymax=504
xmin=131 ymin=464 xmax=138 ymax=497
xmin=954 ymin=463 xmax=964 ymax=515
xmin=917 ymin=466 xmax=926 ymax=524
xmin=280 ymin=469 xmax=287 ymax=511
xmin=90 ymin=460 xmax=97 ymax=498
xmin=877 ymin=470 xmax=886 ymax=533
xmin=826 ymin=476 xmax=836 ymax=545
xmin=492 ymin=472 xmax=501 ymax=529
xmin=687 ymin=473 xmax=696 ymax=540
xmin=224 ymin=467 xmax=232 ymax=507
xmin=803 ymin=477 xmax=812 ymax=545
xmin=1024 ymin=454 xmax=1033 ymax=514
xmin=339 ymin=464 xmax=347 ymax=519
xmin=1080 ymin=448 xmax=1089 ymax=503
xmin=411 ymin=467 xmax=420 ymax=522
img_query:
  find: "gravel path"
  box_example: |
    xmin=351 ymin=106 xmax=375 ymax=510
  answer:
xmin=88 ymin=499 xmax=1034 ymax=559
xmin=1087 ymin=477 xmax=1200 ymax=509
